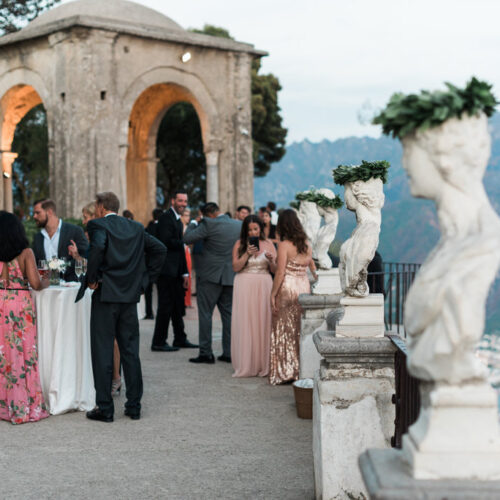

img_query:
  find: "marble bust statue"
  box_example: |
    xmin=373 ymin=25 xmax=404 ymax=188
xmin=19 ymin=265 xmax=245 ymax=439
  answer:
xmin=339 ymin=178 xmax=384 ymax=297
xmin=402 ymin=112 xmax=500 ymax=384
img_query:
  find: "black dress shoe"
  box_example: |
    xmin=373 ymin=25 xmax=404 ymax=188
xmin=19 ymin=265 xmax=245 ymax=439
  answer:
xmin=124 ymin=408 xmax=141 ymax=420
xmin=143 ymin=314 xmax=154 ymax=320
xmin=217 ymin=355 xmax=232 ymax=363
xmin=189 ymin=354 xmax=215 ymax=364
xmin=173 ymin=339 xmax=199 ymax=348
xmin=151 ymin=344 xmax=180 ymax=352
xmin=86 ymin=408 xmax=113 ymax=423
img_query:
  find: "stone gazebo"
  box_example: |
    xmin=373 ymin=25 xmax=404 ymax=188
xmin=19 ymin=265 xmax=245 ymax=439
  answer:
xmin=0 ymin=0 xmax=264 ymax=222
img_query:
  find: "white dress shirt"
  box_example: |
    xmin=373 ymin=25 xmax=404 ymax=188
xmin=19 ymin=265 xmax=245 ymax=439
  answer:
xmin=42 ymin=219 xmax=62 ymax=260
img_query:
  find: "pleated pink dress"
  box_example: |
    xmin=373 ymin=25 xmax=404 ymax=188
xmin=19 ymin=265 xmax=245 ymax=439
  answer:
xmin=231 ymin=250 xmax=274 ymax=377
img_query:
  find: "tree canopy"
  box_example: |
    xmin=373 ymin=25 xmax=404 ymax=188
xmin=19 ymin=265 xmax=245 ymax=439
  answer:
xmin=0 ymin=0 xmax=61 ymax=34
xmin=12 ymin=104 xmax=49 ymax=216
xmin=156 ymin=103 xmax=206 ymax=208
xmin=192 ymin=24 xmax=287 ymax=177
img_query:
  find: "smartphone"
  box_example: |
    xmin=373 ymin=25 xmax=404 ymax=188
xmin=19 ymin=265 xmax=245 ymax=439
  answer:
xmin=249 ymin=236 xmax=260 ymax=250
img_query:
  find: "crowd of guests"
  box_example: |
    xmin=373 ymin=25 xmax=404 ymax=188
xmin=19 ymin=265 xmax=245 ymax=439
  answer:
xmin=0 ymin=192 xmax=318 ymax=425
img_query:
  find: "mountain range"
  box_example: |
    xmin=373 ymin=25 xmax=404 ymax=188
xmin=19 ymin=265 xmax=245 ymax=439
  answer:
xmin=254 ymin=116 xmax=500 ymax=332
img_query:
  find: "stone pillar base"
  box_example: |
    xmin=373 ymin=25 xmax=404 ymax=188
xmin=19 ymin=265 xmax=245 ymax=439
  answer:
xmin=298 ymin=293 xmax=341 ymax=380
xmin=312 ymin=268 xmax=342 ymax=295
xmin=360 ymin=448 xmax=500 ymax=499
xmin=402 ymin=381 xmax=500 ymax=480
xmin=313 ymin=333 xmax=395 ymax=500
xmin=336 ymin=293 xmax=385 ymax=337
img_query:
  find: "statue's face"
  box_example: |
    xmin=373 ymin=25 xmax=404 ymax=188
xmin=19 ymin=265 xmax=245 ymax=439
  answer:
xmin=343 ymin=183 xmax=358 ymax=211
xmin=402 ymin=136 xmax=444 ymax=200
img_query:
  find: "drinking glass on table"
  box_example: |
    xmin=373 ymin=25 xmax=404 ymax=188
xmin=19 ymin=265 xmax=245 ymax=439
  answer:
xmin=38 ymin=260 xmax=49 ymax=279
xmin=75 ymin=259 xmax=83 ymax=281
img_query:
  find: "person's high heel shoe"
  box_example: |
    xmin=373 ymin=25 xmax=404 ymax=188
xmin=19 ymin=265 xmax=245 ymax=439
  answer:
xmin=111 ymin=378 xmax=122 ymax=397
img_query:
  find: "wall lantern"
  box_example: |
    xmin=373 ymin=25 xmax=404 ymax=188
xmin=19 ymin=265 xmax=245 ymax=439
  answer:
xmin=181 ymin=52 xmax=192 ymax=63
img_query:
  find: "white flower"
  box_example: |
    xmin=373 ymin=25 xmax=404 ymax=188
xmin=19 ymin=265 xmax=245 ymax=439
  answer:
xmin=48 ymin=258 xmax=64 ymax=271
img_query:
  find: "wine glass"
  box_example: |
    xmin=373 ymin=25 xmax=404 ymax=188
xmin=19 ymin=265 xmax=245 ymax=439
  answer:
xmin=82 ymin=258 xmax=87 ymax=276
xmin=38 ymin=260 xmax=48 ymax=279
xmin=75 ymin=259 xmax=83 ymax=281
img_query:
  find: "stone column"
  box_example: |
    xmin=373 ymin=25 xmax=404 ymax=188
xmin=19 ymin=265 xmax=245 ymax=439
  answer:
xmin=313 ymin=332 xmax=395 ymax=500
xmin=298 ymin=293 xmax=341 ymax=379
xmin=1 ymin=151 xmax=18 ymax=212
xmin=205 ymin=150 xmax=219 ymax=204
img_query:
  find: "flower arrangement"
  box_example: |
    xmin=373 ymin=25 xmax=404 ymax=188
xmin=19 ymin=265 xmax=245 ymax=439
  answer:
xmin=372 ymin=77 xmax=497 ymax=139
xmin=295 ymin=189 xmax=344 ymax=209
xmin=48 ymin=257 xmax=66 ymax=272
xmin=333 ymin=160 xmax=390 ymax=185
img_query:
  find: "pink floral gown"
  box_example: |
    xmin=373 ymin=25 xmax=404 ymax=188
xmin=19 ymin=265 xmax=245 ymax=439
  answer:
xmin=0 ymin=260 xmax=48 ymax=424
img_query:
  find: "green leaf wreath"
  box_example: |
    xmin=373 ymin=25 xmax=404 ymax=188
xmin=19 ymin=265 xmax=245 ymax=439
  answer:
xmin=373 ymin=77 xmax=498 ymax=139
xmin=294 ymin=189 xmax=344 ymax=209
xmin=333 ymin=160 xmax=390 ymax=185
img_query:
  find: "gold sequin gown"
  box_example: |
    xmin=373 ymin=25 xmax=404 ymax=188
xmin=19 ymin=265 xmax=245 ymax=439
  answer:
xmin=269 ymin=258 xmax=311 ymax=385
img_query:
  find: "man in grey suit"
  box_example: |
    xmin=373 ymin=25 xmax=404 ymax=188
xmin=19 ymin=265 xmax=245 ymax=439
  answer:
xmin=184 ymin=202 xmax=242 ymax=364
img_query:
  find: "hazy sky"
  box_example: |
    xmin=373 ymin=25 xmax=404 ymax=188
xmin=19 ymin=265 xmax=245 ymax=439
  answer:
xmin=62 ymin=0 xmax=500 ymax=143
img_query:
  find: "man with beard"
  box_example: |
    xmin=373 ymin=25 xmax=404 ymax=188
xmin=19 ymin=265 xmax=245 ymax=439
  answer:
xmin=32 ymin=199 xmax=88 ymax=282
xmin=151 ymin=190 xmax=198 ymax=351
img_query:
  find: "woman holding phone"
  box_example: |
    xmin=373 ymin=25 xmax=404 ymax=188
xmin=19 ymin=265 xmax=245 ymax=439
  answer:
xmin=231 ymin=215 xmax=277 ymax=377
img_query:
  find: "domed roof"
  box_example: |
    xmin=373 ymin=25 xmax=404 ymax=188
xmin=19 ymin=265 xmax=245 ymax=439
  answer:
xmin=26 ymin=0 xmax=184 ymax=33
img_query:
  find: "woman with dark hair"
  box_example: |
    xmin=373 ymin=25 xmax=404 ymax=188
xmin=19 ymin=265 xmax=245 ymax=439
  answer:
xmin=260 ymin=209 xmax=277 ymax=245
xmin=269 ymin=209 xmax=317 ymax=385
xmin=0 ymin=211 xmax=49 ymax=424
xmin=231 ymin=215 xmax=277 ymax=377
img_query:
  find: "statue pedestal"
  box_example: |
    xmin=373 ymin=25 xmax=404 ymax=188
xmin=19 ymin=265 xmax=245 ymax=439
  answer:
xmin=313 ymin=333 xmax=395 ymax=500
xmin=298 ymin=294 xmax=342 ymax=379
xmin=336 ymin=293 xmax=385 ymax=337
xmin=402 ymin=381 xmax=500 ymax=480
xmin=312 ymin=268 xmax=342 ymax=295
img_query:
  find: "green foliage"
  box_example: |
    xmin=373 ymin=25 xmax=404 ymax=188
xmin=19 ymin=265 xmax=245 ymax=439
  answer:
xmin=156 ymin=102 xmax=206 ymax=208
xmin=251 ymin=58 xmax=287 ymax=177
xmin=373 ymin=77 xmax=498 ymax=139
xmin=191 ymin=24 xmax=232 ymax=39
xmin=333 ymin=160 xmax=390 ymax=185
xmin=188 ymin=24 xmax=287 ymax=178
xmin=0 ymin=0 xmax=61 ymax=34
xmin=295 ymin=189 xmax=343 ymax=209
xmin=11 ymin=104 xmax=49 ymax=216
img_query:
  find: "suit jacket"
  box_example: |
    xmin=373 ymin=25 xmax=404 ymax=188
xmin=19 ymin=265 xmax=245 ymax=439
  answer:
xmin=184 ymin=214 xmax=242 ymax=286
xmin=156 ymin=208 xmax=188 ymax=278
xmin=81 ymin=215 xmax=166 ymax=303
xmin=33 ymin=221 xmax=89 ymax=282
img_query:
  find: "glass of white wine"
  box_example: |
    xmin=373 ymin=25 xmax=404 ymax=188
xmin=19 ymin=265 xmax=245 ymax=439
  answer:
xmin=75 ymin=259 xmax=83 ymax=281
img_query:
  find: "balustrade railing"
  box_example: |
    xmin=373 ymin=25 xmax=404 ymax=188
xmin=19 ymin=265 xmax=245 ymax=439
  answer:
xmin=367 ymin=262 xmax=421 ymax=337
xmin=387 ymin=334 xmax=421 ymax=448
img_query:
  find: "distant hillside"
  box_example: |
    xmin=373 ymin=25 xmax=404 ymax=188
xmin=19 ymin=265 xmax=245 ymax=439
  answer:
xmin=255 ymin=116 xmax=500 ymax=332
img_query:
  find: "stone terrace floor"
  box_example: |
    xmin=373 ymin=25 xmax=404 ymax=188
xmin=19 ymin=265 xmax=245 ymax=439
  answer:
xmin=0 ymin=300 xmax=314 ymax=500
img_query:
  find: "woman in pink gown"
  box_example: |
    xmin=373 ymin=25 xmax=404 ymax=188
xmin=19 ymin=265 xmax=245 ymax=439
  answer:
xmin=269 ymin=209 xmax=317 ymax=385
xmin=231 ymin=215 xmax=277 ymax=377
xmin=0 ymin=211 xmax=50 ymax=424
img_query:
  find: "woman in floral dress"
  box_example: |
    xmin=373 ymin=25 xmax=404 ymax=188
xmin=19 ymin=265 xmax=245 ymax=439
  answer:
xmin=0 ymin=211 xmax=49 ymax=424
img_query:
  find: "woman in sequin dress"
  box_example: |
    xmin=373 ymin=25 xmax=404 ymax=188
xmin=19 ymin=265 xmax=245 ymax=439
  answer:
xmin=269 ymin=209 xmax=317 ymax=385
xmin=0 ymin=211 xmax=50 ymax=424
xmin=231 ymin=215 xmax=277 ymax=377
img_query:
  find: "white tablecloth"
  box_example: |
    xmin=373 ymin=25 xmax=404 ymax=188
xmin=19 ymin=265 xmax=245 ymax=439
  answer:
xmin=32 ymin=284 xmax=96 ymax=415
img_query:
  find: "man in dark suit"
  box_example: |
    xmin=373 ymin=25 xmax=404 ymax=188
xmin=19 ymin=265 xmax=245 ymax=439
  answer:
xmin=184 ymin=202 xmax=242 ymax=364
xmin=82 ymin=192 xmax=166 ymax=422
xmin=144 ymin=208 xmax=164 ymax=319
xmin=32 ymin=198 xmax=88 ymax=281
xmin=151 ymin=191 xmax=198 ymax=351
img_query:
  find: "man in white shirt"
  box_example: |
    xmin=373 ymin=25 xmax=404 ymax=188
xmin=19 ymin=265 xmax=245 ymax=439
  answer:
xmin=32 ymin=199 xmax=88 ymax=281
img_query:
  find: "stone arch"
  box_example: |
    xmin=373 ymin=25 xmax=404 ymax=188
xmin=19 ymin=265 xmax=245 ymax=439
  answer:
xmin=0 ymin=67 xmax=51 ymax=211
xmin=121 ymin=66 xmax=221 ymax=223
